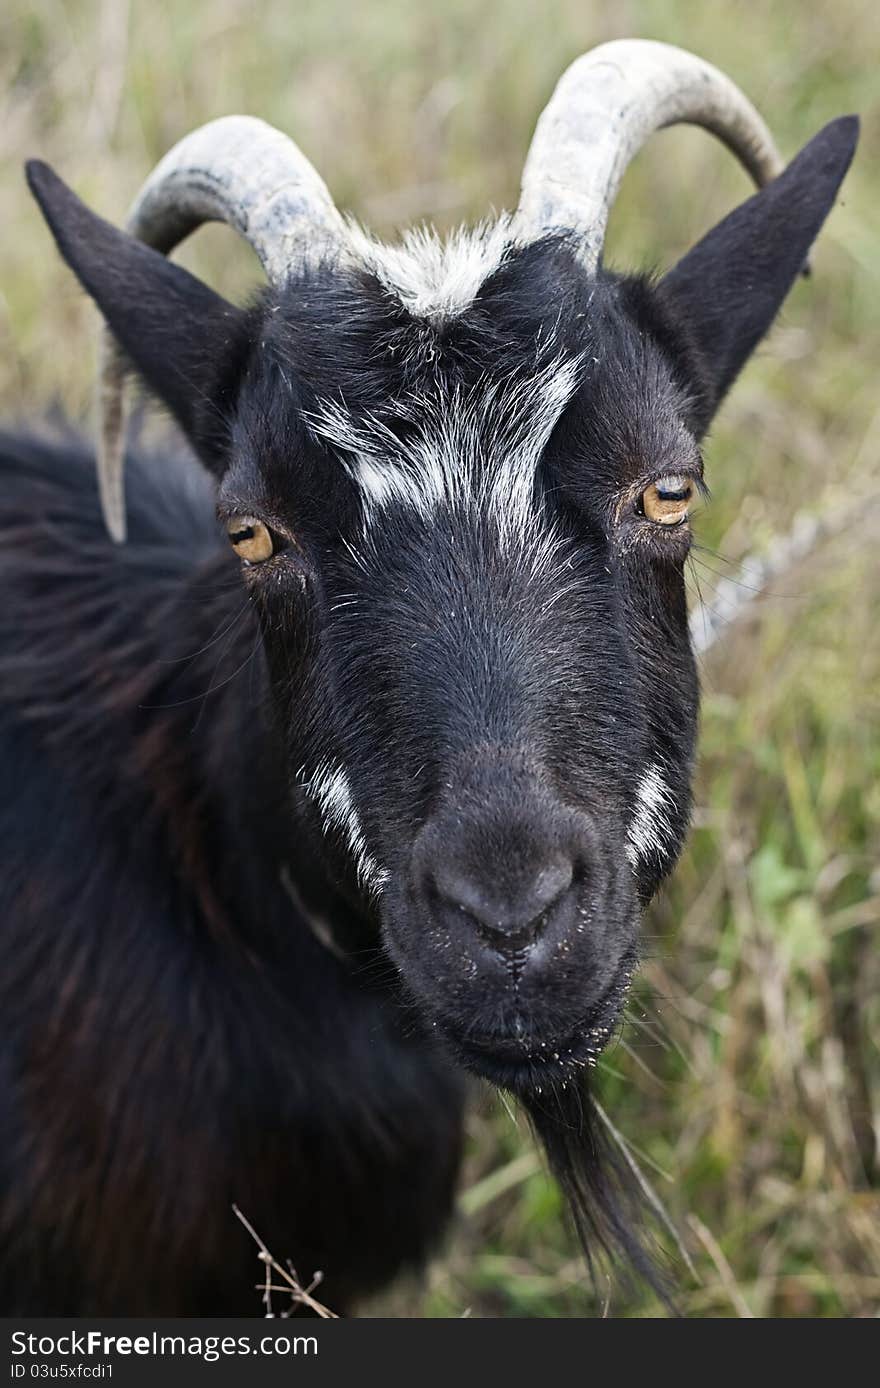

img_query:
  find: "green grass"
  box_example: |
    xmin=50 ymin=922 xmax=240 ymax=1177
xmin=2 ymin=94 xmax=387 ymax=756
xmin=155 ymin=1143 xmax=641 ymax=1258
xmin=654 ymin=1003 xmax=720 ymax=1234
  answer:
xmin=2 ymin=0 xmax=878 ymax=1317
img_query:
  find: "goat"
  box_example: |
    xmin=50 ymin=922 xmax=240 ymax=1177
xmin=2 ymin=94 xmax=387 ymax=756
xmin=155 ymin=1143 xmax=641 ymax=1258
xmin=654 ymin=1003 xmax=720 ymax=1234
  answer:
xmin=2 ymin=39 xmax=857 ymax=1314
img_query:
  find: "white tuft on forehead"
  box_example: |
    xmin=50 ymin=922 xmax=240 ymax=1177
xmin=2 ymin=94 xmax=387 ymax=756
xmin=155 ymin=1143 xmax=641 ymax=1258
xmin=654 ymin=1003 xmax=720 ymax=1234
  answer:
xmin=626 ymin=763 xmax=677 ymax=868
xmin=302 ymin=758 xmax=389 ymax=894
xmin=306 ymin=352 xmax=582 ymax=542
xmin=345 ymin=216 xmax=516 ymax=322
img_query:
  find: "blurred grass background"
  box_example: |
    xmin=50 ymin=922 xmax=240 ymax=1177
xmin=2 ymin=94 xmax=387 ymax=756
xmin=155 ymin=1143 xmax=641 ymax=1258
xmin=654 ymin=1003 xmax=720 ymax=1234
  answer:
xmin=1 ymin=0 xmax=878 ymax=1317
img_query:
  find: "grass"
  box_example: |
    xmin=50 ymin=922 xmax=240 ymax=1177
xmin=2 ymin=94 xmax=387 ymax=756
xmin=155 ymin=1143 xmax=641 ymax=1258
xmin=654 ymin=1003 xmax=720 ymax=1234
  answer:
xmin=2 ymin=0 xmax=878 ymax=1318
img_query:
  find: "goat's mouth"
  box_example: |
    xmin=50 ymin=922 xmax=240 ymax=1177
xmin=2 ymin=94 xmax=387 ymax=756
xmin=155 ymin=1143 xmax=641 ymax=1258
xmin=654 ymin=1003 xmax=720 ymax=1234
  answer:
xmin=437 ymin=949 xmax=638 ymax=1095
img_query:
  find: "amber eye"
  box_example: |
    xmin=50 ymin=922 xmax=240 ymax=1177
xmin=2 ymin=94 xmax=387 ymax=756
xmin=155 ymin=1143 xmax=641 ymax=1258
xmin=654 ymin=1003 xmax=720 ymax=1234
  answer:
xmin=640 ymin=474 xmax=695 ymax=526
xmin=226 ymin=515 xmax=274 ymax=563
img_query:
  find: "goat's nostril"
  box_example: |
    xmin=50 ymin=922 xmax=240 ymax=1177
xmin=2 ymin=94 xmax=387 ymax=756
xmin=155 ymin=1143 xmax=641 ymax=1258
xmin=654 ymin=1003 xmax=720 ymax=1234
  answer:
xmin=430 ymin=856 xmax=574 ymax=954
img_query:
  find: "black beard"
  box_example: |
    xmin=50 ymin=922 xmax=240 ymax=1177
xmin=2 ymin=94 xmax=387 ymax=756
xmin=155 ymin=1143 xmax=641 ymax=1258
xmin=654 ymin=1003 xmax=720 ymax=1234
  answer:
xmin=517 ymin=1072 xmax=677 ymax=1313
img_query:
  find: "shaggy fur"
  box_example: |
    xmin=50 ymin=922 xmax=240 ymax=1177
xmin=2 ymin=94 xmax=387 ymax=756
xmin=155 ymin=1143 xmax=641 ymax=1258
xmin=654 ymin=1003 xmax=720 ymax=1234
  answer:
xmin=0 ymin=426 xmax=464 ymax=1314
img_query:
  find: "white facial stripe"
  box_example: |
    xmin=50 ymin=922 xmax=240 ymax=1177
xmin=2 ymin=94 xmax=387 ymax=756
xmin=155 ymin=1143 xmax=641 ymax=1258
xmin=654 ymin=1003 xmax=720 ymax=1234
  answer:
xmin=305 ymin=216 xmax=584 ymax=543
xmin=345 ymin=217 xmax=515 ymax=322
xmin=303 ymin=759 xmax=389 ymax=895
xmin=488 ymin=356 xmax=582 ymax=547
xmin=626 ymin=763 xmax=676 ymax=868
xmin=307 ymin=353 xmax=582 ymax=543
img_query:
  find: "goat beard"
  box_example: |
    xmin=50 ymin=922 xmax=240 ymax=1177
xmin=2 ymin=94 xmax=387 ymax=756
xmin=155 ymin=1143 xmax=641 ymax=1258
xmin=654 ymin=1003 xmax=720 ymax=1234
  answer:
xmin=515 ymin=1074 xmax=675 ymax=1311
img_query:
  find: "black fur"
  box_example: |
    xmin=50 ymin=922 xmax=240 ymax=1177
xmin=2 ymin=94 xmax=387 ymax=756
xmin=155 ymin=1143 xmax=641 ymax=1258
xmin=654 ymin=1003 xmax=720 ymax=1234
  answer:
xmin=0 ymin=426 xmax=464 ymax=1314
xmin=1 ymin=113 xmax=857 ymax=1313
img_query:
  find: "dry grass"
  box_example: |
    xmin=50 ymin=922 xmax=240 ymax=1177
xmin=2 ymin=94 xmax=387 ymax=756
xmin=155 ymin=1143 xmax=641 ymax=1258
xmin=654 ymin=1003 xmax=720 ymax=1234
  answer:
xmin=2 ymin=0 xmax=878 ymax=1317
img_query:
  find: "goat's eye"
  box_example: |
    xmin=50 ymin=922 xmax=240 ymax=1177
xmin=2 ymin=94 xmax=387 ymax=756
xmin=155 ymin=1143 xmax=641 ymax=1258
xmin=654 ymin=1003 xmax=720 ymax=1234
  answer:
xmin=640 ymin=475 xmax=694 ymax=526
xmin=226 ymin=515 xmax=275 ymax=563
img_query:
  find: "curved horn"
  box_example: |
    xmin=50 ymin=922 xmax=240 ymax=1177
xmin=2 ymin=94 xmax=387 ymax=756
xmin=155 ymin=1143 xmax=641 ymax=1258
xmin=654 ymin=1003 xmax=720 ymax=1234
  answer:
xmin=99 ymin=116 xmax=346 ymax=542
xmin=515 ymin=39 xmax=785 ymax=271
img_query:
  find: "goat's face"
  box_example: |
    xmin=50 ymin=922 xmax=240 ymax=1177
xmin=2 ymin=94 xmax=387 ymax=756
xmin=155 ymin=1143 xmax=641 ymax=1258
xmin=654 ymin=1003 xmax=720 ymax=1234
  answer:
xmin=28 ymin=102 xmax=856 ymax=1097
xmin=219 ymin=244 xmax=699 ymax=1090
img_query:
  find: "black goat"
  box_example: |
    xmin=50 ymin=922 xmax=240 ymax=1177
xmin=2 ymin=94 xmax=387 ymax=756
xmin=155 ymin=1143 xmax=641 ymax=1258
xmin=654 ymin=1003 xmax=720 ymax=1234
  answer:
xmin=1 ymin=40 xmax=857 ymax=1314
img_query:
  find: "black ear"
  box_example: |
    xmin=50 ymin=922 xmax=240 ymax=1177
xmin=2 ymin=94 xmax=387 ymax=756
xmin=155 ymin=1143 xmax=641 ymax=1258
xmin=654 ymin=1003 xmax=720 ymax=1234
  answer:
xmin=26 ymin=159 xmax=251 ymax=471
xmin=658 ymin=116 xmax=858 ymax=433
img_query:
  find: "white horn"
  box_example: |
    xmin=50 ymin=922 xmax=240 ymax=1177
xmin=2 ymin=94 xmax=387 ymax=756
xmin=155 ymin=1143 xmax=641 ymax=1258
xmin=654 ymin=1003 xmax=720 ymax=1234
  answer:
xmin=98 ymin=116 xmax=347 ymax=542
xmin=515 ymin=39 xmax=784 ymax=272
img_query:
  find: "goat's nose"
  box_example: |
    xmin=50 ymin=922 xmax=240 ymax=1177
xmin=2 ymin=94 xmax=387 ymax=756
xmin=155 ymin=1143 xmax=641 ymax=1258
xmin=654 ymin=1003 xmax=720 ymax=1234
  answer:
xmin=431 ymin=856 xmax=573 ymax=955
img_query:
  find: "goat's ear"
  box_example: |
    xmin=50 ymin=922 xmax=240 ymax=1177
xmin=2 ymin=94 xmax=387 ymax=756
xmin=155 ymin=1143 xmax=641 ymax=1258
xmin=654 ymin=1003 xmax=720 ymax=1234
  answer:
xmin=658 ymin=116 xmax=858 ymax=434
xmin=26 ymin=160 xmax=251 ymax=470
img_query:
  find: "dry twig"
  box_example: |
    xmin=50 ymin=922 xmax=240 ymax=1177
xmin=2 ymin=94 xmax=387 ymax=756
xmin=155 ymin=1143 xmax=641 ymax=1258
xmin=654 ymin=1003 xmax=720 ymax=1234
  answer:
xmin=232 ymin=1204 xmax=338 ymax=1319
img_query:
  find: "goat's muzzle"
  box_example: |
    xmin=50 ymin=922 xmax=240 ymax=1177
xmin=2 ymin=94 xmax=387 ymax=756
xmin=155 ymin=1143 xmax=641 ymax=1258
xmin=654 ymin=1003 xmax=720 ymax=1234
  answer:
xmin=382 ymin=750 xmax=640 ymax=1092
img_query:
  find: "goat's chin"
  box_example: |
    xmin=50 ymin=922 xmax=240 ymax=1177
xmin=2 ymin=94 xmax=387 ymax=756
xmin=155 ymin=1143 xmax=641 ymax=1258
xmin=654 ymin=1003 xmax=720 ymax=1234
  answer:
xmin=429 ymin=947 xmax=638 ymax=1097
xmin=389 ymin=931 xmax=672 ymax=1304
